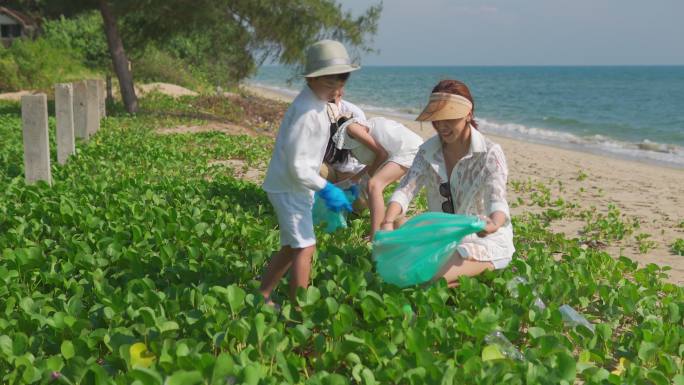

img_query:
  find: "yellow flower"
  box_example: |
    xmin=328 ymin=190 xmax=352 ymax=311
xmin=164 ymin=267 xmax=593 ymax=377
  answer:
xmin=130 ymin=342 xmax=156 ymax=368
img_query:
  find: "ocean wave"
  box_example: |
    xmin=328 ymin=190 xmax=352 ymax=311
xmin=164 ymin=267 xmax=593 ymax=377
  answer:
xmin=247 ymin=82 xmax=684 ymax=168
xmin=478 ymin=118 xmax=684 ymax=168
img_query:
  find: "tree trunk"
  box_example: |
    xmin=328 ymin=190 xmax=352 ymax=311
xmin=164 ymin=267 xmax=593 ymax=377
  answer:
xmin=99 ymin=0 xmax=137 ymax=114
xmin=105 ymin=74 xmax=113 ymax=104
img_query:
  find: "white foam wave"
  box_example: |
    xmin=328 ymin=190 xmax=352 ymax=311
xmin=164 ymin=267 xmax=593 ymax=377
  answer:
xmin=247 ymin=82 xmax=684 ymax=168
xmin=478 ymin=118 xmax=684 ymax=168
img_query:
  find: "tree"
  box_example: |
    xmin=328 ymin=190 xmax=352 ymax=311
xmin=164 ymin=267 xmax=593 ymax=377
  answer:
xmin=10 ymin=0 xmax=382 ymax=113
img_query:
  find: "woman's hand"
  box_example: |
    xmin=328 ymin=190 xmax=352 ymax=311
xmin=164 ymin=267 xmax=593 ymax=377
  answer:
xmin=477 ymin=216 xmax=500 ymax=238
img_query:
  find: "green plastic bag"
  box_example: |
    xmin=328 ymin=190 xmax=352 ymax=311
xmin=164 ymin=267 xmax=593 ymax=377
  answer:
xmin=373 ymin=212 xmax=485 ymax=287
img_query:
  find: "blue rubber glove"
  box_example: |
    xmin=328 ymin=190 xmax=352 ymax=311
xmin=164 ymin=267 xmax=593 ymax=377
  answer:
xmin=318 ymin=182 xmax=353 ymax=213
xmin=348 ymin=184 xmax=361 ymax=200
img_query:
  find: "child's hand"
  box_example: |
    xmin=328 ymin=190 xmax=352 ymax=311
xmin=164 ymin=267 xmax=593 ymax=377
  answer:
xmin=319 ymin=182 xmax=353 ymax=212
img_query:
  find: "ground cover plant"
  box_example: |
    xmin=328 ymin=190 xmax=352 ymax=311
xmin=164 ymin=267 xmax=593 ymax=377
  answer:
xmin=0 ymin=94 xmax=682 ymax=384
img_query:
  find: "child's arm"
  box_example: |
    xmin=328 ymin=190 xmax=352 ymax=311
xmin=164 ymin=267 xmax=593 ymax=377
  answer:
xmin=346 ymin=122 xmax=388 ymax=176
xmin=284 ymin=112 xmax=329 ymax=191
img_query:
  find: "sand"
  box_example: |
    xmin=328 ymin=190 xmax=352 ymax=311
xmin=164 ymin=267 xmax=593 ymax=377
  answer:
xmin=243 ymin=84 xmax=684 ymax=285
xmin=135 ymin=83 xmax=198 ymax=98
xmin=0 ymin=90 xmax=33 ymax=101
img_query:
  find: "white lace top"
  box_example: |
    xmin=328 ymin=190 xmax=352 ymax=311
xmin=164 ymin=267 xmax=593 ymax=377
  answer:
xmin=389 ymin=128 xmax=515 ymax=263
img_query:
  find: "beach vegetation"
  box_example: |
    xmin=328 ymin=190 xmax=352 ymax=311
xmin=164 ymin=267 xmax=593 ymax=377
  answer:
xmin=1 ymin=94 xmax=682 ymax=383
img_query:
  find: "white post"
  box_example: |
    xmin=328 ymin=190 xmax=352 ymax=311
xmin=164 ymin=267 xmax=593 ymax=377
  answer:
xmin=73 ymin=80 xmax=88 ymax=140
xmin=86 ymin=79 xmax=101 ymax=137
xmin=21 ymin=94 xmax=51 ymax=185
xmin=55 ymin=84 xmax=76 ymax=165
xmin=98 ymin=79 xmax=106 ymax=118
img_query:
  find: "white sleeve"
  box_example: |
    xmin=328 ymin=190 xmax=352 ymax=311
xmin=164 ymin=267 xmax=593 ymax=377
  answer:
xmin=484 ymin=145 xmax=510 ymax=221
xmin=283 ymin=111 xmax=329 ymax=191
xmin=341 ymin=100 xmax=367 ymax=121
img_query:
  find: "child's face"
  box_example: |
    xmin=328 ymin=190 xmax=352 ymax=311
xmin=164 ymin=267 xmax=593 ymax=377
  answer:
xmin=307 ymin=77 xmax=347 ymax=102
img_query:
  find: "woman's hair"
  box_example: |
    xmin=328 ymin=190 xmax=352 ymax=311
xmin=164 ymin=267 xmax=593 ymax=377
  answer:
xmin=323 ymin=116 xmax=353 ymax=164
xmin=431 ymin=79 xmax=478 ymax=129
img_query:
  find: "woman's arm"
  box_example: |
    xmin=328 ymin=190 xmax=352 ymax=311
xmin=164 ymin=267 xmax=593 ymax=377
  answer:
xmin=346 ymin=122 xmax=388 ymax=176
xmin=380 ymin=149 xmax=430 ymax=230
xmin=478 ymin=145 xmax=510 ymax=237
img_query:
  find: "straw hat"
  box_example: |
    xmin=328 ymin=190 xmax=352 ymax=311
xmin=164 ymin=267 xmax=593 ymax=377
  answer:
xmin=303 ymin=40 xmax=361 ymax=78
xmin=416 ymin=92 xmax=473 ymax=121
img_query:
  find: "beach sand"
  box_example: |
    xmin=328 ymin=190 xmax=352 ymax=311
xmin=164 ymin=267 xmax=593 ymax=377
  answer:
xmin=243 ymin=84 xmax=684 ymax=285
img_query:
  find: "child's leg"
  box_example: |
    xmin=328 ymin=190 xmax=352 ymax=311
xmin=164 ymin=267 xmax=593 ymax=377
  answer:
xmin=259 ymin=246 xmax=296 ymax=300
xmin=367 ymin=162 xmax=407 ymax=237
xmin=261 ymin=191 xmax=317 ymax=302
xmin=288 ymin=245 xmax=316 ymax=300
xmin=432 ymin=251 xmax=494 ymax=288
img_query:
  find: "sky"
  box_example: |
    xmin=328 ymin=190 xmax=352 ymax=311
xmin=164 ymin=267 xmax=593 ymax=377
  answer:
xmin=339 ymin=0 xmax=684 ymax=66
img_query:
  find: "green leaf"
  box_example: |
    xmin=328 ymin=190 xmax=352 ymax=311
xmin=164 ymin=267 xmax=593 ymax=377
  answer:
xmin=528 ymin=327 xmax=546 ymax=339
xmin=673 ymin=374 xmax=684 ymax=385
xmin=225 ymin=285 xmax=246 ymax=315
xmin=638 ymin=341 xmax=658 ymax=362
xmin=0 ymin=335 xmax=13 ymax=357
xmin=555 ymin=351 xmax=576 ymax=382
xmin=158 ymin=321 xmax=179 ymax=334
xmin=194 ymin=222 xmax=209 ymax=236
xmin=164 ymin=370 xmax=203 ymax=385
xmin=275 ymin=352 xmax=294 ymax=383
xmin=61 ymin=340 xmax=75 ymax=360
xmin=130 ymin=368 xmax=163 ymax=385
xmin=647 ymin=370 xmax=669 ymax=385
xmin=481 ymin=344 xmax=505 ymax=361
xmin=211 ymin=353 xmax=235 ymax=385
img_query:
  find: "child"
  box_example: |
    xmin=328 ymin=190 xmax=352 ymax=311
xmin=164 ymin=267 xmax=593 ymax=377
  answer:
xmin=259 ymin=40 xmax=359 ymax=305
xmin=324 ymin=116 xmax=423 ymax=238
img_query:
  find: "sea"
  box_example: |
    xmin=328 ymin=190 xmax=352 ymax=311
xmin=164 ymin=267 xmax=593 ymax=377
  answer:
xmin=249 ymin=65 xmax=684 ymax=168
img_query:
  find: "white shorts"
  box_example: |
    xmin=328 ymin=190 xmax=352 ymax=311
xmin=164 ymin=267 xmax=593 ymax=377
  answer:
xmin=267 ymin=191 xmax=316 ymax=249
xmin=457 ymin=242 xmax=512 ymax=270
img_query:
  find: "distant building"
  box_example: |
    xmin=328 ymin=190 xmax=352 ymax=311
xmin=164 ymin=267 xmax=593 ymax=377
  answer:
xmin=0 ymin=7 xmax=37 ymax=47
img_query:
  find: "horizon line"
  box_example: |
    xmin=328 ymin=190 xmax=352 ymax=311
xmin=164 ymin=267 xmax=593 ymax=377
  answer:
xmin=261 ymin=64 xmax=684 ymax=68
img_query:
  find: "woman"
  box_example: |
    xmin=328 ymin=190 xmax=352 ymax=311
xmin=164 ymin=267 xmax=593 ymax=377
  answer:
xmin=380 ymin=79 xmax=514 ymax=286
xmin=324 ymin=115 xmax=423 ymax=238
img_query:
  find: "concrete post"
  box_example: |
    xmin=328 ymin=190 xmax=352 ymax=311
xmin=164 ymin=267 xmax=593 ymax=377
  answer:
xmin=72 ymin=80 xmax=88 ymax=140
xmin=55 ymin=83 xmax=75 ymax=165
xmin=97 ymin=78 xmax=106 ymax=118
xmin=85 ymin=79 xmax=101 ymax=137
xmin=21 ymin=94 xmax=51 ymax=185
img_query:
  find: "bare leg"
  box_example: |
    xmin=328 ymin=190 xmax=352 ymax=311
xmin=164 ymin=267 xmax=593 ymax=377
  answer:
xmin=367 ymin=162 xmax=407 ymax=238
xmin=259 ymin=246 xmax=296 ymax=300
xmin=288 ymin=245 xmax=316 ymax=300
xmin=433 ymin=251 xmax=494 ymax=287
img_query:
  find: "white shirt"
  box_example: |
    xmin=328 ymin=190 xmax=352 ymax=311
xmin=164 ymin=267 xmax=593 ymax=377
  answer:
xmin=390 ymin=128 xmax=515 ymax=262
xmin=263 ymin=86 xmax=330 ymax=193
xmin=340 ymin=100 xmax=366 ymax=121
xmin=331 ymin=100 xmax=367 ymax=173
xmin=335 ymin=117 xmax=424 ymax=168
